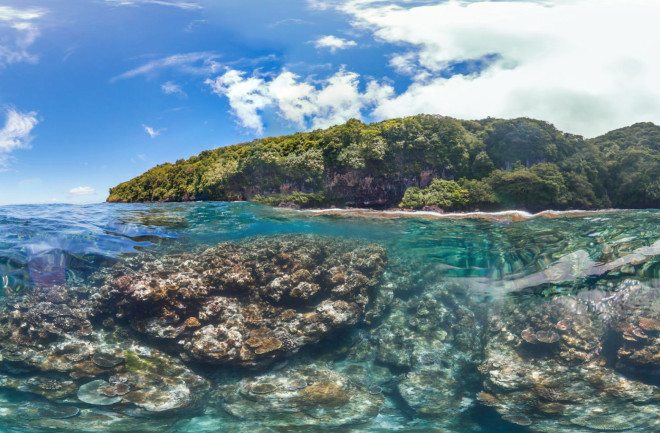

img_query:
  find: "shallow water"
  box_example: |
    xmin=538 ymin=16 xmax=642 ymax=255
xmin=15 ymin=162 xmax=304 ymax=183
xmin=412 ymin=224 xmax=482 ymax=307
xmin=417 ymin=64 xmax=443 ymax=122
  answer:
xmin=2 ymin=202 xmax=660 ymax=432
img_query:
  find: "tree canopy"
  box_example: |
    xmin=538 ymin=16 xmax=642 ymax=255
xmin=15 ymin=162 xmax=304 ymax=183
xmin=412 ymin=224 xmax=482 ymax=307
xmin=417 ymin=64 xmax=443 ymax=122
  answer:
xmin=107 ymin=114 xmax=660 ymax=212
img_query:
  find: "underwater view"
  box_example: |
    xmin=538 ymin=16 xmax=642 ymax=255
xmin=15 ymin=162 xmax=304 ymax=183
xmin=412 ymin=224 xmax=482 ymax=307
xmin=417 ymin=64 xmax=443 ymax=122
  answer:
xmin=1 ymin=202 xmax=660 ymax=432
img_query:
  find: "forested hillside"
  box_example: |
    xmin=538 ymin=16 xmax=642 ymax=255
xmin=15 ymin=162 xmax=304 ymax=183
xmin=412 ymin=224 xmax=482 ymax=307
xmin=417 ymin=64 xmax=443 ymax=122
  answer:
xmin=107 ymin=115 xmax=660 ymax=211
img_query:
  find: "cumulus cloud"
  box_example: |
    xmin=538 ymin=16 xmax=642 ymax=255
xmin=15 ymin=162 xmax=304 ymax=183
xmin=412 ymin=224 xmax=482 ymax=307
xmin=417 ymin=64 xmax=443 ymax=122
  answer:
xmin=112 ymin=52 xmax=221 ymax=82
xmin=314 ymin=35 xmax=357 ymax=53
xmin=308 ymin=0 xmax=660 ymax=137
xmin=142 ymin=124 xmax=161 ymax=138
xmin=0 ymin=108 xmax=38 ymax=157
xmin=104 ymin=0 xmax=202 ymax=10
xmin=69 ymin=186 xmax=95 ymax=196
xmin=0 ymin=6 xmax=45 ymax=66
xmin=161 ymin=80 xmax=187 ymax=97
xmin=206 ymin=68 xmax=393 ymax=134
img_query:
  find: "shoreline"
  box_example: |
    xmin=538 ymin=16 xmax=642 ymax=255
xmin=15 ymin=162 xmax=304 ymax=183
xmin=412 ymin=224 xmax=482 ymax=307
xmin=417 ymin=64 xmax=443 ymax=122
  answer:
xmin=296 ymin=207 xmax=637 ymax=222
xmin=97 ymin=200 xmax=660 ymax=223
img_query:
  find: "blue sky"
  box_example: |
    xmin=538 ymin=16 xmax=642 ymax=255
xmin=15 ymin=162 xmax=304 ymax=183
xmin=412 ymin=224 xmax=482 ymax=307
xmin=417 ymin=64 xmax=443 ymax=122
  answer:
xmin=1 ymin=0 xmax=660 ymax=204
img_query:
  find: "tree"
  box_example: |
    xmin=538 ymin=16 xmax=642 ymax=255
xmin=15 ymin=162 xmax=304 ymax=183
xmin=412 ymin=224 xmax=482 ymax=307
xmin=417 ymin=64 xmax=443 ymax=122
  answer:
xmin=400 ymin=179 xmax=469 ymax=210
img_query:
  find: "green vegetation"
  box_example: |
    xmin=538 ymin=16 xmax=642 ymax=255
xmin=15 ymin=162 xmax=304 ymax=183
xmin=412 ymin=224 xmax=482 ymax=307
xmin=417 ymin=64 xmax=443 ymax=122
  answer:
xmin=252 ymin=192 xmax=331 ymax=207
xmin=399 ymin=178 xmax=496 ymax=211
xmin=107 ymin=115 xmax=660 ymax=211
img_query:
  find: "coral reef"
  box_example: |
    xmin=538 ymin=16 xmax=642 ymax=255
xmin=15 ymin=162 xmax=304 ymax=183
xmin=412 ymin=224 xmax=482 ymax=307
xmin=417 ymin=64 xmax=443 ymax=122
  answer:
xmin=0 ymin=285 xmax=210 ymax=430
xmin=606 ymin=280 xmax=660 ymax=375
xmin=341 ymin=276 xmax=487 ymax=418
xmin=478 ymin=280 xmax=660 ymax=432
xmin=218 ymin=362 xmax=384 ymax=428
xmin=91 ymin=235 xmax=387 ymax=367
xmin=7 ymin=226 xmax=660 ymax=433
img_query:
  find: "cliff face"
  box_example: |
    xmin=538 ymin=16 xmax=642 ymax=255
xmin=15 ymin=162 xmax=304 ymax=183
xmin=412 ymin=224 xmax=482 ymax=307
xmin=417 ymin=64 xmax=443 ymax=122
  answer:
xmin=143 ymin=169 xmax=442 ymax=208
xmin=323 ymin=170 xmax=442 ymax=207
xmin=107 ymin=115 xmax=660 ymax=211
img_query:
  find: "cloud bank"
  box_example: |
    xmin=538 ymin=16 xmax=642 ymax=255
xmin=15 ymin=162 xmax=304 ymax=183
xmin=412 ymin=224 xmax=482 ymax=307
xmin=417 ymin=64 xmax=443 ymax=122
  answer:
xmin=161 ymin=81 xmax=187 ymax=97
xmin=325 ymin=0 xmax=660 ymax=137
xmin=208 ymin=0 xmax=660 ymax=137
xmin=112 ymin=52 xmax=221 ymax=82
xmin=0 ymin=108 xmax=38 ymax=153
xmin=142 ymin=124 xmax=161 ymax=138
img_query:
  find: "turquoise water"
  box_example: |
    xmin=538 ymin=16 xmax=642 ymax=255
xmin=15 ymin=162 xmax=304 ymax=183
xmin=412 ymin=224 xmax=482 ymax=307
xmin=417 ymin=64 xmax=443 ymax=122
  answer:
xmin=2 ymin=202 xmax=660 ymax=432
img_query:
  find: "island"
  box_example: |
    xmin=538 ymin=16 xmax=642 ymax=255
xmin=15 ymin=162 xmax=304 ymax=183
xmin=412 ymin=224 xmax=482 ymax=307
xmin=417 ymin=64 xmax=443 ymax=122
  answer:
xmin=107 ymin=115 xmax=660 ymax=212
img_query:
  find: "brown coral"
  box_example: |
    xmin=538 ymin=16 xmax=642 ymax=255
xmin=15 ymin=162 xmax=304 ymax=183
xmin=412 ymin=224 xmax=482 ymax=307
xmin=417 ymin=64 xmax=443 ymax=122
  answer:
xmin=476 ymin=392 xmax=499 ymax=406
xmin=254 ymin=337 xmax=283 ymax=355
xmin=296 ymin=382 xmax=350 ymax=408
xmin=502 ymin=414 xmax=532 ymax=426
xmin=184 ymin=317 xmax=201 ymax=328
xmin=638 ymin=317 xmax=660 ymax=332
xmin=535 ymin=330 xmax=560 ymax=344
xmin=521 ymin=327 xmax=537 ymax=344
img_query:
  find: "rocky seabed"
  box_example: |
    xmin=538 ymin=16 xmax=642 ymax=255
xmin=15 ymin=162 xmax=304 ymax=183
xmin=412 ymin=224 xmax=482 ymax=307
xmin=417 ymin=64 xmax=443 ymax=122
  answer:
xmin=2 ymin=234 xmax=660 ymax=432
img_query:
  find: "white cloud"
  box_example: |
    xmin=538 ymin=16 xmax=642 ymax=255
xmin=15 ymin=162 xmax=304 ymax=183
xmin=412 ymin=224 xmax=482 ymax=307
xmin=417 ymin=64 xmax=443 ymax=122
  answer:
xmin=312 ymin=0 xmax=660 ymax=137
xmin=0 ymin=108 xmax=38 ymax=155
xmin=112 ymin=52 xmax=221 ymax=82
xmin=69 ymin=186 xmax=95 ymax=196
xmin=161 ymin=80 xmax=187 ymax=97
xmin=142 ymin=124 xmax=161 ymax=138
xmin=104 ymin=0 xmax=202 ymax=10
xmin=314 ymin=35 xmax=357 ymax=53
xmin=206 ymin=68 xmax=393 ymax=134
xmin=0 ymin=6 xmax=44 ymax=21
xmin=389 ymin=52 xmax=419 ymax=76
xmin=0 ymin=6 xmax=45 ymax=66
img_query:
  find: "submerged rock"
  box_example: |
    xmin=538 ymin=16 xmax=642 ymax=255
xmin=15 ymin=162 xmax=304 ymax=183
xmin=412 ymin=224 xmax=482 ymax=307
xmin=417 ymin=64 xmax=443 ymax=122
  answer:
xmin=92 ymin=351 xmax=125 ymax=368
xmin=78 ymin=380 xmax=122 ymax=405
xmin=479 ymin=280 xmax=660 ymax=432
xmin=218 ymin=363 xmax=384 ymax=428
xmin=4 ymin=397 xmax=176 ymax=432
xmin=93 ymin=235 xmax=387 ymax=367
xmin=15 ymin=402 xmax=80 ymax=420
xmin=0 ymin=285 xmax=210 ymax=421
xmin=325 ymin=268 xmax=487 ymax=421
xmin=605 ymin=280 xmax=660 ymax=375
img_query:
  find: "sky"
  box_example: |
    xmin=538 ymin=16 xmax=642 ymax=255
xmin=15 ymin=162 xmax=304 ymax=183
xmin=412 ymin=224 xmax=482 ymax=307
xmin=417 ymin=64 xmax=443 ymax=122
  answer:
xmin=1 ymin=0 xmax=660 ymax=205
